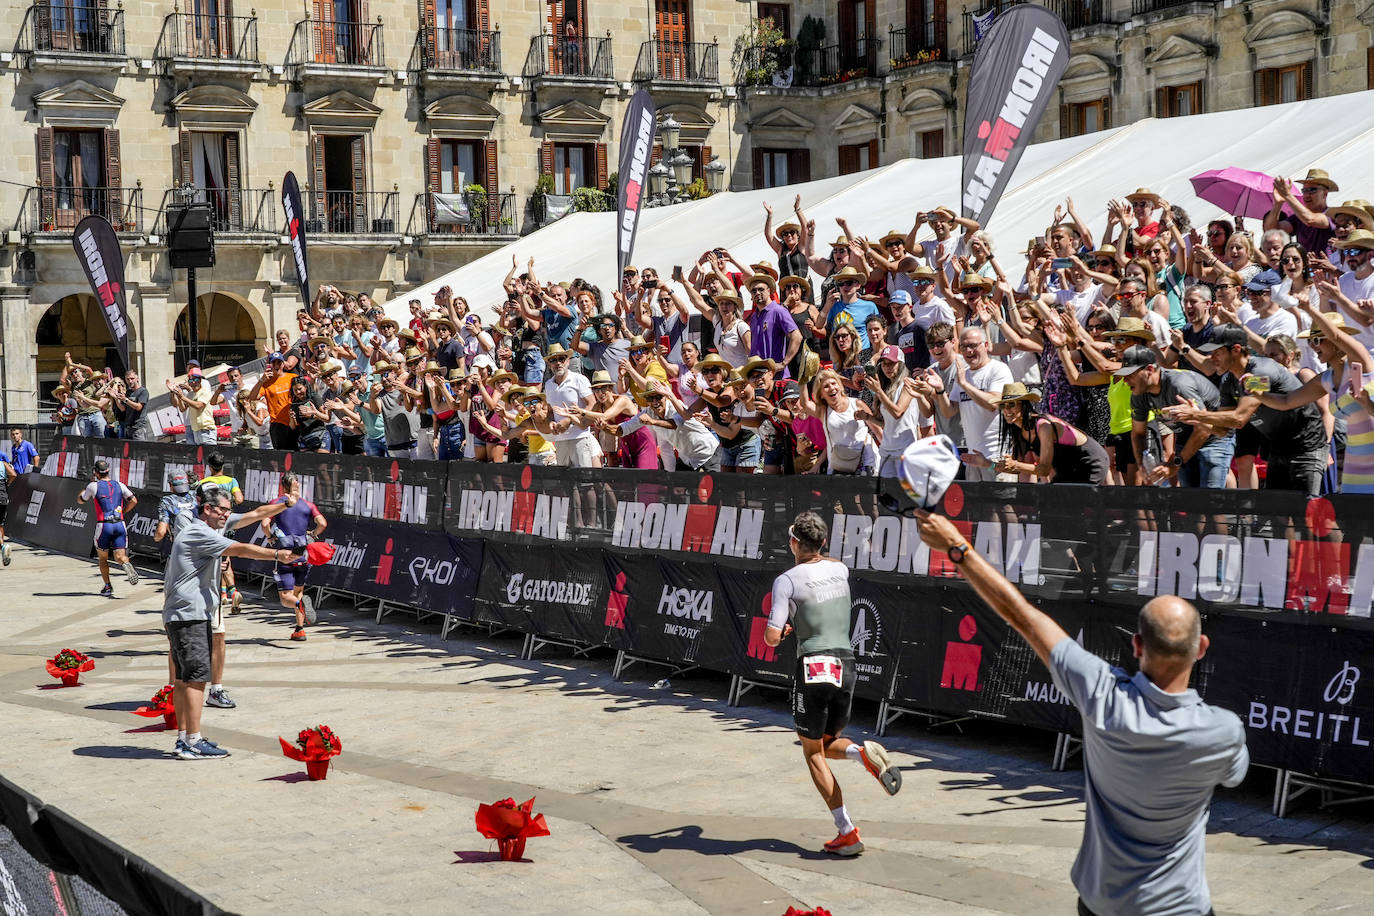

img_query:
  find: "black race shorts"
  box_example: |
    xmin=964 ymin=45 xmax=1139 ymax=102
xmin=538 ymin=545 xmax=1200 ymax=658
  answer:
xmin=791 ymin=652 xmax=857 ymax=741
xmin=167 ymin=619 xmax=212 ymax=684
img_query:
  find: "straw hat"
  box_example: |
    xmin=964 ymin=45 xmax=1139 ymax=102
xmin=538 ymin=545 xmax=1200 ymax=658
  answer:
xmin=1125 ymin=188 xmax=1161 ymax=205
xmin=338 ymin=380 xmax=354 ymax=396
xmin=749 ymin=262 xmax=780 ymax=280
xmin=776 ymin=221 xmax=802 ymax=236
xmin=780 ymin=274 xmax=812 ymax=298
xmin=319 ymin=361 xmax=343 ymax=377
xmin=1327 ymin=201 xmax=1374 ymax=229
xmin=928 ymin=206 xmax=956 ymax=220
xmin=489 ymin=370 xmax=517 ymax=387
xmin=1297 ymin=168 xmax=1338 ymax=192
xmin=797 ymin=349 xmax=821 ymax=385
xmin=745 ymin=273 xmax=778 ymax=296
xmin=1102 ymin=316 xmax=1155 ymax=341
xmin=1341 ymin=229 xmax=1374 ymax=251
xmin=446 ymin=368 xmax=467 ymax=382
xmin=503 ymin=385 xmax=528 ymax=403
xmin=906 ymin=264 xmax=937 ymax=281
xmin=740 ymin=356 xmax=780 ymax=377
xmin=1297 ymin=314 xmax=1351 ymax=339
xmin=832 ymin=265 xmax=866 ymax=283
xmin=958 ymin=272 xmax=994 ymax=290
xmin=397 ymin=328 xmax=418 ymax=343
xmin=430 ymin=317 xmax=457 ymax=333
xmin=419 ymin=360 xmax=443 ymax=375
xmin=377 ymin=317 xmax=399 ymax=330
xmin=627 ymin=335 xmax=652 ymax=352
xmin=996 ymin=382 xmax=1041 ymax=404
xmin=544 ymin=343 xmax=573 ymax=360
xmin=1089 ymin=244 xmax=1119 ymax=260
xmin=589 ymin=370 xmax=615 ymax=388
xmin=879 ymin=230 xmax=906 ymax=247
xmin=725 ymin=369 xmax=750 ymax=388
xmin=403 ymin=347 xmax=423 ymax=362
xmin=695 ymin=354 xmax=733 ymax=374
xmin=829 ymin=235 xmax=851 ymax=250
xmin=308 ymin=335 xmax=332 ymax=349
xmin=372 ymin=360 xmax=393 ymax=374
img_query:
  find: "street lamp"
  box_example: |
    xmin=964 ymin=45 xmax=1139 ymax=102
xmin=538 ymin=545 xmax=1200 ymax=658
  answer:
xmin=705 ymin=154 xmax=727 ymax=193
xmin=646 ymin=115 xmax=701 ymax=207
xmin=661 ymin=114 xmax=681 ymax=151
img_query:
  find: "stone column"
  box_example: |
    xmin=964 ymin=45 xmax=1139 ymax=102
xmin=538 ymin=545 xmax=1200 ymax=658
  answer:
xmin=0 ymin=286 xmax=37 ymax=424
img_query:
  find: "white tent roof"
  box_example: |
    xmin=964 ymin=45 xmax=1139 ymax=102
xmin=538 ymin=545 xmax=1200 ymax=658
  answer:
xmin=378 ymin=89 xmax=1374 ymax=321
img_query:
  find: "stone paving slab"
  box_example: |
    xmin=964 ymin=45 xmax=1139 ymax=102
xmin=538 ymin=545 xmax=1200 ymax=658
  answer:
xmin=1 ymin=542 xmax=1371 ymax=915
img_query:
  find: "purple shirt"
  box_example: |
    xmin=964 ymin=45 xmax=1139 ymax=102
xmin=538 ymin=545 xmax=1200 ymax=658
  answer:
xmin=748 ymin=301 xmax=798 ymax=367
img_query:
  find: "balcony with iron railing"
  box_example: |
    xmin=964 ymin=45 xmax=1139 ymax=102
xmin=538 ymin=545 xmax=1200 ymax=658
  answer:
xmin=962 ymin=1 xmax=1114 ymax=54
xmin=409 ymin=191 xmax=520 ymax=239
xmin=306 ymin=190 xmax=400 ymax=236
xmin=19 ymin=3 xmax=125 ymax=67
xmin=634 ymin=39 xmax=719 ymax=85
xmin=153 ymin=187 xmax=277 ymax=237
xmin=814 ymin=38 xmax=883 ymax=84
xmin=1130 ymin=0 xmax=1214 ymax=15
xmin=290 ymin=18 xmax=386 ymax=77
xmin=889 ymin=20 xmax=949 ymax=71
xmin=18 ymin=185 xmax=142 ymax=236
xmin=736 ymin=39 xmax=882 ymax=89
xmin=413 ymin=26 xmax=501 ymax=81
xmin=154 ymin=13 xmax=259 ymax=74
xmin=524 ymin=33 xmax=614 ymax=81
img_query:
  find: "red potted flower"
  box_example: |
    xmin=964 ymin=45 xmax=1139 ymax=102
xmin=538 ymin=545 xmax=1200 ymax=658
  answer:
xmin=783 ymin=908 xmax=833 ymax=916
xmin=279 ymin=724 xmax=342 ymax=780
xmin=474 ymin=797 xmax=551 ymax=861
xmin=131 ymin=684 xmax=177 ymax=729
xmin=46 ymin=648 xmax=94 ymax=687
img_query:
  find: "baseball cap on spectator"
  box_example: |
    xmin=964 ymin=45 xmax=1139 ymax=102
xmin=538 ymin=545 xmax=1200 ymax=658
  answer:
xmin=779 ymin=380 xmax=802 ymax=402
xmin=1196 ymin=325 xmax=1249 ymax=353
xmin=1244 ymin=269 xmax=1281 ymax=293
xmin=897 ymin=435 xmax=961 ymax=511
xmin=169 ymin=471 xmax=190 ymax=494
xmin=267 ymin=352 xmax=285 ymax=364
xmin=471 ymin=353 xmax=496 ymax=371
xmin=1112 ymin=345 xmax=1159 ymax=377
xmin=878 ymin=345 xmax=903 ymax=364
xmin=889 ymin=290 xmax=913 ymax=307
xmin=92 ymin=459 xmax=110 ymax=475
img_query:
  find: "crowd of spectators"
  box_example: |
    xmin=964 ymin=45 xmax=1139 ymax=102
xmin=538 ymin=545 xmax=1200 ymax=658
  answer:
xmin=49 ymin=171 xmax=1374 ymax=494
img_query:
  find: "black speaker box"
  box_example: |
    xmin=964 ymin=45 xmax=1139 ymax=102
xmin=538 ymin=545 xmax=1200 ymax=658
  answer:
xmin=166 ymin=204 xmax=215 ymax=269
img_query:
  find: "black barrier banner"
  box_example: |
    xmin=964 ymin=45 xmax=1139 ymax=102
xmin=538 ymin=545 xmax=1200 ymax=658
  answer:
xmin=71 ymin=216 xmax=132 ymax=372
xmin=282 ymin=171 xmax=311 ymax=306
xmin=475 ymin=543 xmax=608 ymax=643
xmin=227 ymin=515 xmax=480 ymax=616
xmin=6 ymin=474 xmax=96 ymax=557
xmin=960 ymin=5 xmax=1070 ymax=226
xmin=717 ymin=565 xmax=796 ymax=685
xmin=602 ymin=554 xmax=740 ymax=672
xmin=616 ymin=89 xmax=655 ymax=280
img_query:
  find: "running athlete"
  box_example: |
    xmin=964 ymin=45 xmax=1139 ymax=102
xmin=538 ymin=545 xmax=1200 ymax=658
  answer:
xmin=263 ymin=472 xmax=326 ymax=641
xmin=78 ymin=459 xmax=139 ymax=597
xmin=765 ymin=511 xmax=901 ymax=857
xmin=0 ymin=455 xmax=14 ymax=566
xmin=155 ymin=471 xmax=199 ymax=544
xmin=196 ymin=452 xmax=245 ymax=614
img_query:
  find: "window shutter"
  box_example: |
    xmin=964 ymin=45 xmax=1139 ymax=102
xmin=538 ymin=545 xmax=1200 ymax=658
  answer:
xmin=752 ymin=147 xmax=764 ymax=188
xmin=700 ymin=144 xmax=711 ymax=173
xmin=867 ymin=138 xmax=878 ymax=169
xmin=1102 ymin=95 xmax=1111 ymax=130
xmin=1255 ymin=69 xmax=1272 ymax=106
xmin=595 ymin=142 xmax=608 ymax=190
xmin=313 ymin=0 xmax=335 ymax=63
xmin=225 ymin=132 xmax=242 ymax=229
xmin=37 ymin=127 xmax=55 ymax=229
xmin=540 ymin=140 xmax=554 ymax=176
xmin=794 ymin=148 xmax=810 ymax=183
xmin=311 ymin=133 xmax=326 ymax=222
xmin=351 ymin=135 xmax=368 ymax=229
xmin=651 ymin=143 xmax=662 ymax=167
xmin=477 ymin=0 xmax=490 ymax=34
xmin=1155 ymin=87 xmax=1167 ymax=118
xmin=34 ymin=2 xmax=51 ymax=50
xmin=484 ymin=138 xmax=499 ymax=222
xmin=104 ymin=128 xmax=123 ymax=230
xmin=1369 ymin=47 xmax=1374 ymax=91
xmin=1303 ymin=60 xmax=1314 ymax=100
xmin=838 ymin=144 xmax=856 ymax=175
xmin=424 ymin=137 xmax=440 ymax=230
xmin=177 ymin=130 xmax=193 ymax=187
xmin=1059 ymin=103 xmax=1071 ymax=138
xmin=418 ymin=0 xmax=436 ymax=65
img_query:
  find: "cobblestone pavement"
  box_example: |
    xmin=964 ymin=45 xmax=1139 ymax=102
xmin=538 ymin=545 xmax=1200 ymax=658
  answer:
xmin=0 ymin=543 xmax=1370 ymax=915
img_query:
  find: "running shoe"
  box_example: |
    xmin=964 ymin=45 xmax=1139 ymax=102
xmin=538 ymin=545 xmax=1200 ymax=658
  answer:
xmin=823 ymin=828 xmax=864 ymax=856
xmin=860 ymin=740 xmax=902 ymax=796
xmin=99 ymin=583 xmax=113 ymax=597
xmin=301 ymin=594 xmax=317 ymax=626
xmin=123 ymin=560 xmax=139 ymax=586
xmin=229 ymin=588 xmax=242 ymax=615
xmin=290 ymin=627 xmax=307 ymax=641
xmin=205 ymin=686 xmax=237 ymax=709
xmin=176 ymin=738 xmax=229 ymax=759
xmin=2 ymin=542 xmax=11 ymax=566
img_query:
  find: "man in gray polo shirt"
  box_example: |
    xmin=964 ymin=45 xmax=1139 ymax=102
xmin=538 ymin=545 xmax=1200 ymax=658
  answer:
xmin=915 ymin=509 xmax=1248 ymax=916
xmin=163 ymin=484 xmax=301 ymax=760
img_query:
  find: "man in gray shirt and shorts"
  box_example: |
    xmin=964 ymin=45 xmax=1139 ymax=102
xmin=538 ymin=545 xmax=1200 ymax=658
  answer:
xmin=163 ymin=483 xmax=301 ymax=759
xmin=914 ymin=508 xmax=1248 ymax=916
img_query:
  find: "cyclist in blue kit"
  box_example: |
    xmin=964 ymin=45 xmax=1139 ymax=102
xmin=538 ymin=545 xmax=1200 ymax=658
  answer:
xmin=262 ymin=472 xmax=327 ymax=641
xmin=78 ymin=459 xmax=139 ymax=597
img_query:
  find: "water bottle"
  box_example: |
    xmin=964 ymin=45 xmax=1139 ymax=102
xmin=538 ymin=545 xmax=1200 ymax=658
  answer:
xmin=1141 ymin=448 xmax=1170 ymax=488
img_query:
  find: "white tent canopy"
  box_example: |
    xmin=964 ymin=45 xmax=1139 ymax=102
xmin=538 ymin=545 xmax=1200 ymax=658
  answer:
xmin=378 ymin=90 xmax=1374 ymax=322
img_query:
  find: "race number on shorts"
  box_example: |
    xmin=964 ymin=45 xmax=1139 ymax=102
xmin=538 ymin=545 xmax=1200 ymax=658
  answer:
xmin=802 ymin=655 xmax=843 ymax=688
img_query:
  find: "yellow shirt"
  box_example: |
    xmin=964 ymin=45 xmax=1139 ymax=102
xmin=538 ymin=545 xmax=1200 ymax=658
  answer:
xmin=628 ymin=361 xmax=669 ymax=407
xmin=518 ymin=412 xmax=556 ymax=457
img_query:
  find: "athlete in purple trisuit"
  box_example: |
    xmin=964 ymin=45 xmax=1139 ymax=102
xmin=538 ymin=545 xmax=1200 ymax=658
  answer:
xmin=78 ymin=459 xmax=139 ymax=597
xmin=0 ymin=455 xmax=16 ymax=566
xmin=262 ymin=472 xmax=327 ymax=641
xmin=765 ymin=511 xmax=901 ymax=857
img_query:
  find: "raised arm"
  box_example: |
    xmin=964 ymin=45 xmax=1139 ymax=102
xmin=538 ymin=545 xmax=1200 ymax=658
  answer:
xmin=762 ymin=201 xmax=782 ymax=255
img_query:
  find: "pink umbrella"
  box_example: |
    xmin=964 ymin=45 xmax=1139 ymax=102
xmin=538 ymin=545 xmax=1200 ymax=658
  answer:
xmin=1189 ymin=167 xmax=1276 ymax=221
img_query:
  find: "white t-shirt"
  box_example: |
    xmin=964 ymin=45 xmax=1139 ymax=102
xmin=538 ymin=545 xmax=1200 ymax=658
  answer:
xmin=953 ymin=360 xmax=1014 ymax=461
xmin=1337 ymin=269 xmax=1374 ymax=351
xmin=542 ymin=372 xmax=592 ymax=441
xmin=1244 ymin=308 xmax=1298 ymax=345
xmin=1128 ymin=310 xmax=1172 ymax=349
xmin=713 ymin=317 xmax=751 ymax=367
xmin=878 ymin=390 xmax=927 ymax=458
xmin=664 ymin=409 xmax=719 ymax=469
xmin=910 ymin=293 xmax=955 ymax=329
xmin=1056 ymin=283 xmax=1105 ymax=324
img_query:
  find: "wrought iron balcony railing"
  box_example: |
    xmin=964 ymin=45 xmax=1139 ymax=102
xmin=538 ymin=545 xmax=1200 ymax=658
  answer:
xmin=156 ymin=13 xmax=258 ymax=61
xmin=524 ymin=33 xmax=613 ymax=79
xmin=306 ymin=190 xmax=400 ymax=235
xmin=21 ymin=2 xmax=124 ymax=56
xmin=634 ymin=39 xmax=718 ymax=84
xmin=415 ymin=26 xmax=500 ymax=73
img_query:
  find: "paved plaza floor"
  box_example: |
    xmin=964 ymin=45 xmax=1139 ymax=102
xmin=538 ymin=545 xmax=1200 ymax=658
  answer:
xmin=0 ymin=542 xmax=1371 ymax=915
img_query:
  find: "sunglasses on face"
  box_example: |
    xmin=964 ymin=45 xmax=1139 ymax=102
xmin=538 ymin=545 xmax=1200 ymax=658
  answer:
xmin=928 ymin=340 xmax=950 ymax=349
xmin=748 ymin=369 xmax=768 ymax=378
xmin=1301 ymin=186 xmax=1323 ymax=195
xmin=1094 ymin=259 xmax=1115 ymax=267
xmin=522 ymin=398 xmax=542 ymax=407
xmin=1280 ymin=256 xmax=1303 ymax=265
xmin=1343 ymin=249 xmax=1368 ymax=258
xmin=547 ymin=355 xmax=569 ymax=363
xmin=701 ymin=367 xmax=724 ymax=375
xmin=1110 ymin=292 xmax=1138 ymax=302
xmin=913 ymin=279 xmax=933 ymax=287
xmin=1214 ymin=283 xmax=1236 ymax=291
xmin=961 ymin=288 xmax=984 ymax=296
xmin=837 ymin=279 xmax=861 ymax=287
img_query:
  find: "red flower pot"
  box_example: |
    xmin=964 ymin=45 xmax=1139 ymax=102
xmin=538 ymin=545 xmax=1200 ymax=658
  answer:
xmin=498 ymin=837 xmax=527 ymax=861
xmin=306 ymin=758 xmax=330 ymax=781
xmin=60 ymin=671 xmax=80 ymax=687
xmin=162 ymin=711 xmax=178 ymax=729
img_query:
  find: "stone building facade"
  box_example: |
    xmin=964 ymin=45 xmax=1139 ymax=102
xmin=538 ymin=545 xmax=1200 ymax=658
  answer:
xmin=1 ymin=0 xmax=1372 ymax=423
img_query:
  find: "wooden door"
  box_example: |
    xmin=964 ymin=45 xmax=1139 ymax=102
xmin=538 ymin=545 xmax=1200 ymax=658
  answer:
xmin=655 ymin=0 xmax=691 ymax=80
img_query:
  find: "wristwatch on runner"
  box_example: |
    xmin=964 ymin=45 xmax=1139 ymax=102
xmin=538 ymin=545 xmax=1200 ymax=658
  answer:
xmin=948 ymin=543 xmax=971 ymax=564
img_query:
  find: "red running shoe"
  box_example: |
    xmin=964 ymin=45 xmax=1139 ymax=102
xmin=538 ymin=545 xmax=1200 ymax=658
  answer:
xmin=823 ymin=828 xmax=864 ymax=856
xmin=290 ymin=627 xmax=307 ymax=641
xmin=860 ymin=740 xmax=902 ymax=796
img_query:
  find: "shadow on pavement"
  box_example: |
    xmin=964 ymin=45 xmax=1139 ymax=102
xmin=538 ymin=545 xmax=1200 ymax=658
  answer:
xmin=72 ymin=746 xmax=167 ymax=760
xmin=618 ymin=825 xmax=824 ymax=860
xmin=86 ymin=701 xmax=143 ymax=711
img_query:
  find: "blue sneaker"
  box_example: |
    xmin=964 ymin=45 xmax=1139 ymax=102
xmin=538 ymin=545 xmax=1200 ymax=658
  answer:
xmin=176 ymin=738 xmax=230 ymax=759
